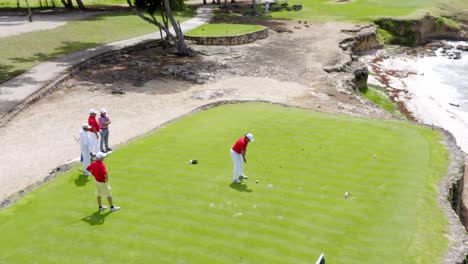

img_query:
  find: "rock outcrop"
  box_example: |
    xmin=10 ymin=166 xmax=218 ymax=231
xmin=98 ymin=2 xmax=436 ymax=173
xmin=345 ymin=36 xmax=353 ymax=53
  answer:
xmin=375 ymin=15 xmax=465 ymax=46
xmin=340 ymin=24 xmax=383 ymax=54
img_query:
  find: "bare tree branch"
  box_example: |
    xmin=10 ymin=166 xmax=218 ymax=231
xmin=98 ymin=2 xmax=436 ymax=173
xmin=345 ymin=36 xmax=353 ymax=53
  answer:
xmin=128 ymin=4 xmax=178 ymax=44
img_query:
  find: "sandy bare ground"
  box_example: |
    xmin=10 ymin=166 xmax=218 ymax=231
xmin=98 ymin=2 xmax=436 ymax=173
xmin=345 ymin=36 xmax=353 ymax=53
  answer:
xmin=0 ymin=11 xmax=106 ymax=38
xmin=0 ymin=21 xmax=392 ymax=203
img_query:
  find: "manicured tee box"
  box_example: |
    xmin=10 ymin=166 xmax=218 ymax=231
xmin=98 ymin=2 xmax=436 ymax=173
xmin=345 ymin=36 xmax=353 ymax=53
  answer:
xmin=0 ymin=102 xmax=448 ymax=263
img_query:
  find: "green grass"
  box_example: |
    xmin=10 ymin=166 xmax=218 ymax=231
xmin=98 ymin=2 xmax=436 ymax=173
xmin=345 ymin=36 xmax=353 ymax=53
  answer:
xmin=435 ymin=17 xmax=461 ymax=30
xmin=0 ymin=10 xmax=194 ymax=82
xmin=361 ymin=85 xmax=403 ymax=118
xmin=0 ymin=102 xmax=449 ymax=263
xmin=264 ymin=0 xmax=468 ymax=22
xmin=185 ymin=23 xmax=266 ymax=37
xmin=376 ymin=28 xmax=395 ymax=45
xmin=0 ymin=0 xmax=128 ymax=8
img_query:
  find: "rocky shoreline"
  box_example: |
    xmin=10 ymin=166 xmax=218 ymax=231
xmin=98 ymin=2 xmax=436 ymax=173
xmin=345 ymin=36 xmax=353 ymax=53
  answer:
xmin=343 ymin=19 xmax=468 ymax=263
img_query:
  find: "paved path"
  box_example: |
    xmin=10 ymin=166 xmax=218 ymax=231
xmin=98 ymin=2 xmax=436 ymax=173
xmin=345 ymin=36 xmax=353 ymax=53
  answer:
xmin=0 ymin=6 xmax=213 ymax=122
xmin=0 ymin=11 xmax=107 ymax=38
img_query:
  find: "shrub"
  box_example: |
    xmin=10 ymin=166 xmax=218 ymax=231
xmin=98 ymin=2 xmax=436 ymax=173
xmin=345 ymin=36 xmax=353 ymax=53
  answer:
xmin=435 ymin=17 xmax=460 ymax=30
xmin=376 ymin=28 xmax=394 ymax=44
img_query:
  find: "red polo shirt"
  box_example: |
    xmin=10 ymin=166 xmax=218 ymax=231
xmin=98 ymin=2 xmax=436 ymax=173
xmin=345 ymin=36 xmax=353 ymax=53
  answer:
xmin=232 ymin=136 xmax=249 ymax=154
xmin=86 ymin=160 xmax=107 ymax=182
xmin=88 ymin=116 xmax=100 ymax=133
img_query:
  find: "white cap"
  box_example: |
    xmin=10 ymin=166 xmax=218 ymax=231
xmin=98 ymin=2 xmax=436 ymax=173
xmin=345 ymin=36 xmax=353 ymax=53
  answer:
xmin=100 ymin=108 xmax=107 ymax=113
xmin=246 ymin=133 xmax=254 ymax=142
xmin=89 ymin=109 xmax=97 ymax=114
xmin=82 ymin=124 xmax=91 ymax=129
xmin=95 ymin=152 xmax=107 ymax=159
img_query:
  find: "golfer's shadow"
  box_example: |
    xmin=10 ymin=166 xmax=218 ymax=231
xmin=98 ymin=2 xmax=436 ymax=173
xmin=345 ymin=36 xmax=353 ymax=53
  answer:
xmin=229 ymin=182 xmax=253 ymax=193
xmin=74 ymin=174 xmax=91 ymax=187
xmin=81 ymin=211 xmax=111 ymax=226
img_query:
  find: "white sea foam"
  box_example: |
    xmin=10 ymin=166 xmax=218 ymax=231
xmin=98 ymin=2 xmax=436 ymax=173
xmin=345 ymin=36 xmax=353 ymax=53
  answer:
xmin=363 ymin=41 xmax=468 ymax=153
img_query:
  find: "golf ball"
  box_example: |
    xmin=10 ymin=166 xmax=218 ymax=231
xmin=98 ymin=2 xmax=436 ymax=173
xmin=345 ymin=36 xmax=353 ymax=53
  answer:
xmin=256 ymin=180 xmax=259 ymax=184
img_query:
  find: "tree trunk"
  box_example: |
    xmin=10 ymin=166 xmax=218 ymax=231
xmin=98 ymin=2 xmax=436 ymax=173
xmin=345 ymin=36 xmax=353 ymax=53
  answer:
xmin=203 ymin=0 xmax=207 ymax=4
xmin=17 ymin=0 xmax=20 ymax=8
xmin=211 ymin=0 xmax=215 ymax=4
xmin=216 ymin=0 xmax=221 ymax=4
xmin=252 ymin=0 xmax=257 ymax=15
xmin=63 ymin=0 xmax=73 ymax=8
xmin=160 ymin=11 xmax=170 ymax=42
xmin=127 ymin=1 xmax=178 ymax=44
xmin=163 ymin=0 xmax=190 ymax=55
xmin=39 ymin=0 xmax=43 ymax=8
xmin=25 ymin=0 xmax=33 ymax=22
xmin=75 ymin=0 xmax=86 ymax=9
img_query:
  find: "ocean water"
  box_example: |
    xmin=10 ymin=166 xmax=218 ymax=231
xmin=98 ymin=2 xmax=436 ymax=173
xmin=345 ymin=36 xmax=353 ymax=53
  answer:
xmin=364 ymin=41 xmax=468 ymax=153
xmin=405 ymin=41 xmax=468 ymax=153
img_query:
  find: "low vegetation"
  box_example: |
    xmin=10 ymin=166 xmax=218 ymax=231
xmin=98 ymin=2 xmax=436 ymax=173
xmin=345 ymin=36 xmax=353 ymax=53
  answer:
xmin=0 ymin=0 xmax=127 ymax=8
xmin=185 ymin=24 xmax=265 ymax=37
xmin=0 ymin=10 xmax=193 ymax=82
xmin=376 ymin=28 xmax=394 ymax=45
xmin=264 ymin=0 xmax=468 ymax=22
xmin=360 ymin=85 xmax=404 ymax=118
xmin=435 ymin=17 xmax=461 ymax=30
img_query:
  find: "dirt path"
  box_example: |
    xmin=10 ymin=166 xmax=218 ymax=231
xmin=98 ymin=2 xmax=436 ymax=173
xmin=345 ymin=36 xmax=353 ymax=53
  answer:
xmin=0 ymin=21 xmax=392 ymax=203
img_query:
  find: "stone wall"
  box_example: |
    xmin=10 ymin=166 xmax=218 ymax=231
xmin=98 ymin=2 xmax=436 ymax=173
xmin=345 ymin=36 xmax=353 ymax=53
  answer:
xmin=185 ymin=28 xmax=268 ymax=45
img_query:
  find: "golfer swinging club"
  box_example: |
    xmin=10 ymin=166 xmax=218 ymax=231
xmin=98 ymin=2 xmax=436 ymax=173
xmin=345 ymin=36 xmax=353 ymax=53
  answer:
xmin=230 ymin=133 xmax=254 ymax=183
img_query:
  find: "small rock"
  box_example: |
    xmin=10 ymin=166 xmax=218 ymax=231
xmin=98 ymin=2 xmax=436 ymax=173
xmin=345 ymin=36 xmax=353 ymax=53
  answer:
xmin=111 ymin=89 xmax=125 ymax=95
xmin=443 ymin=44 xmax=453 ymax=50
xmin=456 ymin=45 xmax=468 ymax=51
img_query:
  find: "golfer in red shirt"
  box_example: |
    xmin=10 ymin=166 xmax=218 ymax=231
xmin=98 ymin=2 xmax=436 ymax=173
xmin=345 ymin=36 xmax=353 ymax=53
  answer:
xmin=88 ymin=109 xmax=100 ymax=154
xmin=86 ymin=152 xmax=120 ymax=212
xmin=230 ymin=133 xmax=254 ymax=183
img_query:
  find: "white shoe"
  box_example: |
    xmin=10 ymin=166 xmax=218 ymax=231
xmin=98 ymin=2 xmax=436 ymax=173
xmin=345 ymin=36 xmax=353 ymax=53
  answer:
xmin=240 ymin=175 xmax=248 ymax=179
xmin=110 ymin=206 xmax=121 ymax=212
xmin=99 ymin=205 xmax=108 ymax=211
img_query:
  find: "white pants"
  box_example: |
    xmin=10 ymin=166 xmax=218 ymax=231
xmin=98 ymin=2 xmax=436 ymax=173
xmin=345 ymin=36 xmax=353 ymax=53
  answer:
xmin=230 ymin=148 xmax=243 ymax=182
xmin=89 ymin=133 xmax=100 ymax=154
xmin=81 ymin=146 xmax=91 ymax=175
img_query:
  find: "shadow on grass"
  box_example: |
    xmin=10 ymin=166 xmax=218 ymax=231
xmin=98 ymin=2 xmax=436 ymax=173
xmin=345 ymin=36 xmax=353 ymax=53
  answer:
xmin=229 ymin=182 xmax=252 ymax=192
xmin=0 ymin=63 xmax=25 ymax=84
xmin=83 ymin=10 xmax=195 ymax=21
xmin=9 ymin=40 xmax=99 ymax=64
xmin=74 ymin=174 xmax=91 ymax=187
xmin=81 ymin=211 xmax=111 ymax=226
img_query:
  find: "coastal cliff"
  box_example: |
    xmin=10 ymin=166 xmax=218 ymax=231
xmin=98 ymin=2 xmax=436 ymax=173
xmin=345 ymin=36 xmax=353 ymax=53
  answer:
xmin=375 ymin=15 xmax=468 ymax=46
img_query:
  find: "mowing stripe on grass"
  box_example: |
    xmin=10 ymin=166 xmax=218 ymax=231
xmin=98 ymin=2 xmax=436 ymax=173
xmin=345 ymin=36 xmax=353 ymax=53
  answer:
xmin=0 ymin=102 xmax=449 ymax=263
